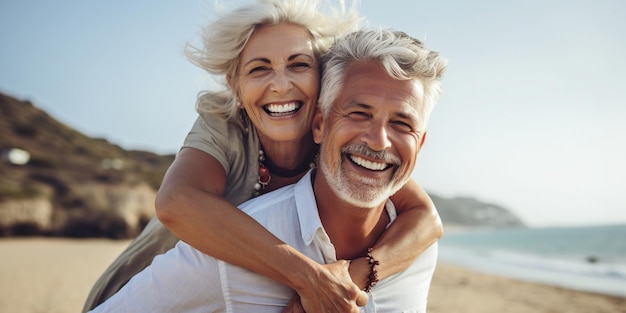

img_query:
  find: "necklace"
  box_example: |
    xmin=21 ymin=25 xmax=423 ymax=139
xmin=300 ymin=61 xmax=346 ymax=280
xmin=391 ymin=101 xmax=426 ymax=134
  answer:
xmin=253 ymin=147 xmax=318 ymax=197
xmin=253 ymin=149 xmax=271 ymax=196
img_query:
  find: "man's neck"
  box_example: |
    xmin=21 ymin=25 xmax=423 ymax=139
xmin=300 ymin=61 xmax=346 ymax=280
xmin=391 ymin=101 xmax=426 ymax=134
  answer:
xmin=312 ymin=169 xmax=390 ymax=260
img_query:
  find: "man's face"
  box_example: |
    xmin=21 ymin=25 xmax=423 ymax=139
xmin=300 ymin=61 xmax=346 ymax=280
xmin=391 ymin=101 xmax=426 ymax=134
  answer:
xmin=314 ymin=61 xmax=427 ymax=207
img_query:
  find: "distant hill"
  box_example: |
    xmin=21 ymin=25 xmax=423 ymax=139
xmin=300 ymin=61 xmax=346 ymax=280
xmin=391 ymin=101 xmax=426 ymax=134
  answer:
xmin=0 ymin=92 xmax=524 ymax=238
xmin=430 ymin=194 xmax=525 ymax=230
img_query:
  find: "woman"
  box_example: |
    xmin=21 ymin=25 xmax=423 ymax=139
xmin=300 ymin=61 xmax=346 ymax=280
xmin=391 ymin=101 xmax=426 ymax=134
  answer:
xmin=83 ymin=1 xmax=442 ymax=312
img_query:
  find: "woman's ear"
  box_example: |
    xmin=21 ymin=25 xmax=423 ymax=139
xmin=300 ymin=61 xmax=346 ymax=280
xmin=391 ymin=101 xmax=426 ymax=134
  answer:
xmin=227 ymin=75 xmax=242 ymax=108
xmin=312 ymin=107 xmax=325 ymax=144
xmin=226 ymin=74 xmax=233 ymax=87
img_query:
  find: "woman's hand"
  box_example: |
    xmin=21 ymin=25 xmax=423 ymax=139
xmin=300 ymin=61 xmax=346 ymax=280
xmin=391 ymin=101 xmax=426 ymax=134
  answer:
xmin=282 ymin=294 xmax=305 ymax=313
xmin=284 ymin=260 xmax=368 ymax=313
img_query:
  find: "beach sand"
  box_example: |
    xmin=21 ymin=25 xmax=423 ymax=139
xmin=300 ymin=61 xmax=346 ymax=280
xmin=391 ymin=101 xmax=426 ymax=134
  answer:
xmin=1 ymin=238 xmax=624 ymax=313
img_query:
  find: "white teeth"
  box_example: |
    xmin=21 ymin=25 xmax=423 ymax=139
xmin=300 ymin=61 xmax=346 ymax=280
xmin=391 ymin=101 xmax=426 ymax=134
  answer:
xmin=349 ymin=155 xmax=387 ymax=171
xmin=266 ymin=102 xmax=300 ymax=113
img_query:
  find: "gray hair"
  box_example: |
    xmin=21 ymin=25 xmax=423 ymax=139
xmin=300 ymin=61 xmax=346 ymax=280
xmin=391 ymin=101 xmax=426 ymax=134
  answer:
xmin=187 ymin=0 xmax=361 ymax=119
xmin=319 ymin=29 xmax=447 ymax=130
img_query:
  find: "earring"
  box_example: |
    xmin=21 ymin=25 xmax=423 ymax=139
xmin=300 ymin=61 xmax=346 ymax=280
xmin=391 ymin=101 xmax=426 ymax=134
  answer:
xmin=239 ymin=109 xmax=249 ymax=133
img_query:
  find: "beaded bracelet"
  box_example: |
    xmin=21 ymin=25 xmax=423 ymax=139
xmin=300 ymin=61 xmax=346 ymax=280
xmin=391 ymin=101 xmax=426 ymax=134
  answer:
xmin=364 ymin=247 xmax=379 ymax=292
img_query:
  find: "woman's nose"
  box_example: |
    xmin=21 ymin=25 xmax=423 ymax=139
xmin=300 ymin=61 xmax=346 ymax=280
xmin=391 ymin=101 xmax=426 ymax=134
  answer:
xmin=270 ymin=70 xmax=293 ymax=94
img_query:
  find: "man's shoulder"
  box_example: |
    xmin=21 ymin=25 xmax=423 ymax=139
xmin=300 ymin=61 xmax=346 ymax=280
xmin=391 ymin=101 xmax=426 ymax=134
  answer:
xmin=238 ymin=169 xmax=314 ymax=217
xmin=238 ymin=184 xmax=297 ymax=215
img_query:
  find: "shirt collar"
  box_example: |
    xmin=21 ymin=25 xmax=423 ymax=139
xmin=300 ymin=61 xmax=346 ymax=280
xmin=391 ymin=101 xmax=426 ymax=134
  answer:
xmin=293 ymin=168 xmax=399 ymax=246
xmin=294 ymin=169 xmax=323 ymax=245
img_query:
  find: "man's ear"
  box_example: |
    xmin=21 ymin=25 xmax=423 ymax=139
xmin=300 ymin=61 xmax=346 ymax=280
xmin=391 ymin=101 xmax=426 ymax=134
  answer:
xmin=419 ymin=130 xmax=428 ymax=148
xmin=312 ymin=107 xmax=325 ymax=144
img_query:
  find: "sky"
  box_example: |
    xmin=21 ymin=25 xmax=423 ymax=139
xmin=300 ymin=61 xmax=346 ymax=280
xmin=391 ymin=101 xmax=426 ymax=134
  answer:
xmin=1 ymin=0 xmax=624 ymax=227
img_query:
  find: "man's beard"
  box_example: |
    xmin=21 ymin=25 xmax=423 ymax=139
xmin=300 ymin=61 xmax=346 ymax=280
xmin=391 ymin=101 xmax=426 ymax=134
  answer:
xmin=319 ymin=143 xmax=406 ymax=208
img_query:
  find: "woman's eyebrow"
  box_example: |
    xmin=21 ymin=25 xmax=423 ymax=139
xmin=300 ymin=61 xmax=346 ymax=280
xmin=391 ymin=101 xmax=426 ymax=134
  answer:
xmin=288 ymin=53 xmax=314 ymax=61
xmin=243 ymin=57 xmax=271 ymax=67
xmin=243 ymin=53 xmax=313 ymax=67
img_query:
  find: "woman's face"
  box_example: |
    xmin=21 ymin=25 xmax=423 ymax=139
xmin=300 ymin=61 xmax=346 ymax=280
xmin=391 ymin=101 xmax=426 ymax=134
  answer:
xmin=235 ymin=23 xmax=319 ymax=144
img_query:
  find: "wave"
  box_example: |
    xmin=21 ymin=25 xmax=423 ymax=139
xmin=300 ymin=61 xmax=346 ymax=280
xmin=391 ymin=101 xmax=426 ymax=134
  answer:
xmin=438 ymin=245 xmax=626 ymax=297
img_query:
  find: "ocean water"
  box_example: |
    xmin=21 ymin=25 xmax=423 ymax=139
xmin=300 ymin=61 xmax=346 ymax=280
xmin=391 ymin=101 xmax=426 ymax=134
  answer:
xmin=438 ymin=224 xmax=626 ymax=297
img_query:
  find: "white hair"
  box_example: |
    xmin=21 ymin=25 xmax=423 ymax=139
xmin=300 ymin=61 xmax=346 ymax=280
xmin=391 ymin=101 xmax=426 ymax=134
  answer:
xmin=187 ymin=0 xmax=362 ymax=119
xmin=319 ymin=29 xmax=447 ymax=130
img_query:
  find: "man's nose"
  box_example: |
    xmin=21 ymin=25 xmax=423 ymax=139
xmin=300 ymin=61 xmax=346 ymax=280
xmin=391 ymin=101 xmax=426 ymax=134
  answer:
xmin=362 ymin=120 xmax=391 ymax=151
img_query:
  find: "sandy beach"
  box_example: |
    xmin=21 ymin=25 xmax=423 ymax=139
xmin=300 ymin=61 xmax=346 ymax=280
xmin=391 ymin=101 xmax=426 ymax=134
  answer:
xmin=1 ymin=238 xmax=624 ymax=313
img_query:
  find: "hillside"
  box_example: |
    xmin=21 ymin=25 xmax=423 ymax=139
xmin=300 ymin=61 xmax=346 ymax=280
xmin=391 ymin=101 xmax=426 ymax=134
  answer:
xmin=0 ymin=92 xmax=175 ymax=238
xmin=0 ymin=92 xmax=524 ymax=238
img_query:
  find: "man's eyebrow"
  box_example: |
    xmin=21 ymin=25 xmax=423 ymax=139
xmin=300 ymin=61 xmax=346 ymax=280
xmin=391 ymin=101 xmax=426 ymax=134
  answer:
xmin=395 ymin=111 xmax=414 ymax=120
xmin=347 ymin=100 xmax=418 ymax=121
xmin=346 ymin=100 xmax=372 ymax=110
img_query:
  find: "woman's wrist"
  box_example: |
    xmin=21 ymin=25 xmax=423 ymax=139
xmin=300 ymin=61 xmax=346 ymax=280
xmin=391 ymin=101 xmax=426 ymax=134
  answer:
xmin=281 ymin=250 xmax=328 ymax=292
xmin=348 ymin=257 xmax=371 ymax=290
xmin=363 ymin=248 xmax=380 ymax=292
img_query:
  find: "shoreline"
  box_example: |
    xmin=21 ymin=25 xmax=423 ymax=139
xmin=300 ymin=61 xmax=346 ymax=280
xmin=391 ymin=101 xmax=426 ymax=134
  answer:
xmin=429 ymin=263 xmax=626 ymax=313
xmin=1 ymin=238 xmax=624 ymax=313
xmin=438 ymin=247 xmax=626 ymax=299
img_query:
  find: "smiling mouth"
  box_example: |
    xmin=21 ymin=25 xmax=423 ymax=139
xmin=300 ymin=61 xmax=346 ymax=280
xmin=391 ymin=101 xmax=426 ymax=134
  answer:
xmin=264 ymin=102 xmax=302 ymax=117
xmin=348 ymin=154 xmax=390 ymax=171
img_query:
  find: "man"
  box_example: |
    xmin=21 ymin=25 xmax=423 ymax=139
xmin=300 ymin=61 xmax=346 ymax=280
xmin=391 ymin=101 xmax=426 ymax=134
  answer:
xmin=90 ymin=28 xmax=447 ymax=313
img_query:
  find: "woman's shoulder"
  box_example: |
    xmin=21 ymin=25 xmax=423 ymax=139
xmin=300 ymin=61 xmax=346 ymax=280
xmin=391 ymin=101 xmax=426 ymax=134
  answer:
xmin=186 ymin=110 xmax=252 ymax=154
xmin=183 ymin=92 xmax=255 ymax=158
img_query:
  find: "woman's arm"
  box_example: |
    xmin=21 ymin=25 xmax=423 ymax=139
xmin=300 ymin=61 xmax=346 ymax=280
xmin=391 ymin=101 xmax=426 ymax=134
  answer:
xmin=349 ymin=178 xmax=443 ymax=289
xmin=281 ymin=178 xmax=441 ymax=311
xmin=156 ymin=148 xmax=366 ymax=312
